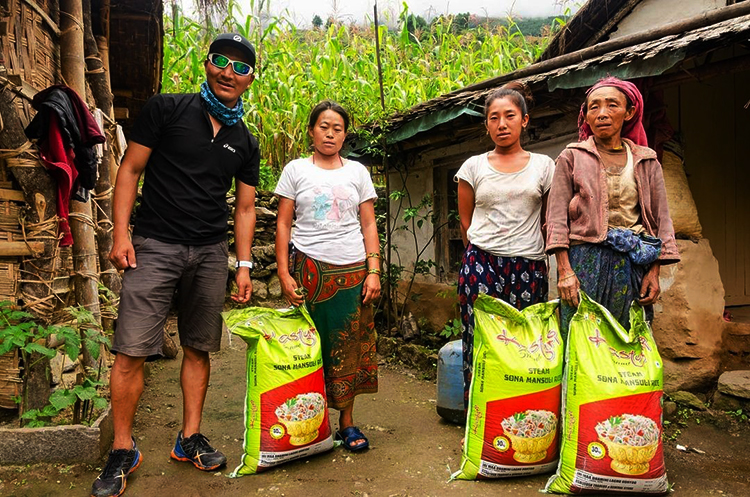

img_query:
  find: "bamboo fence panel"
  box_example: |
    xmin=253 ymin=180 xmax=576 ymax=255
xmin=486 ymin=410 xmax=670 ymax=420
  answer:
xmin=0 ymin=349 xmax=21 ymax=410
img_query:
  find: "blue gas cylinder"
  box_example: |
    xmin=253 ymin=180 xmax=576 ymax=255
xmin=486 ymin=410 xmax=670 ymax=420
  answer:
xmin=436 ymin=339 xmax=466 ymax=424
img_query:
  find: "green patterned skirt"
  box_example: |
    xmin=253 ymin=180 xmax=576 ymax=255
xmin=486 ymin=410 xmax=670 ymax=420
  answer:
xmin=293 ymin=251 xmax=378 ymax=410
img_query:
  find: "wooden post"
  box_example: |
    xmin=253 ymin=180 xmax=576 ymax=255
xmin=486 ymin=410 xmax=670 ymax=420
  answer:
xmin=60 ymin=0 xmax=102 ymax=368
xmin=83 ymin=0 xmax=121 ymax=304
xmin=95 ymin=36 xmax=120 ymax=187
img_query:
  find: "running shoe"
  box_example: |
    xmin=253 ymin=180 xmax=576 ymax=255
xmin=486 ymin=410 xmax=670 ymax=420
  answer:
xmin=90 ymin=441 xmax=142 ymax=497
xmin=170 ymin=431 xmax=227 ymax=471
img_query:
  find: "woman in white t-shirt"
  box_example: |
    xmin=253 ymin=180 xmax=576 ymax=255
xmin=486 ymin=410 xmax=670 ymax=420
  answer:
xmin=455 ymin=84 xmax=555 ymax=404
xmin=275 ymin=100 xmax=380 ymax=452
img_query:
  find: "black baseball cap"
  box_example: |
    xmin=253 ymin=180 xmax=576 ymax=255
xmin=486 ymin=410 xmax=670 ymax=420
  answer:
xmin=208 ymin=33 xmax=256 ymax=68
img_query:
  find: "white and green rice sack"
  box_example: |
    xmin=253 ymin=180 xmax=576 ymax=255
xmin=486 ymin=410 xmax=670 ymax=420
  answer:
xmin=222 ymin=305 xmax=333 ymax=476
xmin=545 ymin=292 xmax=668 ymax=494
xmin=453 ymin=294 xmax=563 ymax=480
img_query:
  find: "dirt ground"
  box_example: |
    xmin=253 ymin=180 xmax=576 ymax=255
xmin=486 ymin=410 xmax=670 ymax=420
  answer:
xmin=1 ymin=324 xmax=749 ymax=497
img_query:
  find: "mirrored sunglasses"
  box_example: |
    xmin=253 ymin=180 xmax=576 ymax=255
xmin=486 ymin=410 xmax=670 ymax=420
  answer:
xmin=207 ymin=53 xmax=254 ymax=76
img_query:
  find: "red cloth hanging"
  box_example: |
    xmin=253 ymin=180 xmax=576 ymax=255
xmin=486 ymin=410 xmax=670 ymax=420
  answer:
xmin=36 ymin=114 xmax=78 ymax=246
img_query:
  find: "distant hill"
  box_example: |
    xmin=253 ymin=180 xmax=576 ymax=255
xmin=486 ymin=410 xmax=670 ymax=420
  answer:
xmin=414 ymin=13 xmax=563 ymax=37
xmin=472 ymin=16 xmax=561 ymax=36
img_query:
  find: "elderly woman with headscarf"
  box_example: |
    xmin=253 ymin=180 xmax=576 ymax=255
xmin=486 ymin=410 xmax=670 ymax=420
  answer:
xmin=546 ymin=77 xmax=680 ymax=337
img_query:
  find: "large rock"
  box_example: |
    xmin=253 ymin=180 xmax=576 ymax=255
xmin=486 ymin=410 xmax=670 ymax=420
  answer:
xmin=717 ymin=370 xmax=750 ymax=400
xmin=396 ymin=281 xmax=458 ymax=333
xmin=669 ymin=390 xmax=707 ymax=411
xmin=711 ymin=391 xmax=750 ymax=411
xmin=653 ymin=239 xmax=725 ymax=392
xmin=377 ymin=337 xmax=398 ymax=358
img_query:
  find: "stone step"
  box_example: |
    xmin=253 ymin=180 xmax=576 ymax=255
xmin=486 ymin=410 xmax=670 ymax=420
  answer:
xmin=717 ymin=370 xmax=750 ymax=400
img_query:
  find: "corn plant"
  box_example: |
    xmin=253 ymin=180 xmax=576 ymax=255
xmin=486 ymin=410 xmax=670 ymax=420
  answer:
xmin=162 ymin=1 xmax=561 ymax=187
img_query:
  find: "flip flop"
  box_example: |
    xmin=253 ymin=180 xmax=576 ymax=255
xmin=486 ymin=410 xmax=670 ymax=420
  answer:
xmin=335 ymin=426 xmax=369 ymax=452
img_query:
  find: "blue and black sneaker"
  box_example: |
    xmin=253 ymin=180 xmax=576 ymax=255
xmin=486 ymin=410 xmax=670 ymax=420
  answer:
xmin=170 ymin=431 xmax=227 ymax=471
xmin=90 ymin=442 xmax=142 ymax=497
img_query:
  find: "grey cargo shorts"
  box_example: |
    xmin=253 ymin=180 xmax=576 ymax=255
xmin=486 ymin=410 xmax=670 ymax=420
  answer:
xmin=112 ymin=235 xmax=229 ymax=359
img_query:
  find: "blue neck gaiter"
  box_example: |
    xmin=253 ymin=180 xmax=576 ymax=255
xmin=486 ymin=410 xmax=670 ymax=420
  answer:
xmin=200 ymin=81 xmax=244 ymax=126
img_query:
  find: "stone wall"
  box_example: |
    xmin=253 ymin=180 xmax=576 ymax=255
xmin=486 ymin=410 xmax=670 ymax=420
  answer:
xmin=228 ymin=190 xmax=282 ymax=301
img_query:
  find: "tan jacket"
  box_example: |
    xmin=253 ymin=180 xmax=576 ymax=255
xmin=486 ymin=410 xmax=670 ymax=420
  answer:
xmin=545 ymin=137 xmax=680 ymax=264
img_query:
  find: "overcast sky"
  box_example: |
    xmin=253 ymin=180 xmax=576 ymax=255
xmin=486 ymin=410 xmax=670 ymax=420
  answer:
xmin=261 ymin=1 xmax=574 ymax=27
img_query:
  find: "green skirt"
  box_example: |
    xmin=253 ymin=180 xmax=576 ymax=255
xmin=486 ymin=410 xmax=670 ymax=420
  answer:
xmin=294 ymin=251 xmax=378 ymax=410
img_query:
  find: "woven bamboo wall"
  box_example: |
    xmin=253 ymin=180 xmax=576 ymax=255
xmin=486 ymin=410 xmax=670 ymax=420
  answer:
xmin=0 ymin=156 xmax=22 ymax=305
xmin=0 ymin=0 xmax=60 ymax=125
xmin=0 ymin=350 xmax=21 ymax=409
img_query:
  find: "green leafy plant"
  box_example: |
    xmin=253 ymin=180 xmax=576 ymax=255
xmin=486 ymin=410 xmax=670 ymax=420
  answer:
xmin=662 ymin=428 xmax=681 ymax=442
xmin=0 ymin=302 xmax=110 ymax=427
xmin=727 ymin=409 xmax=748 ymax=422
xmin=0 ymin=302 xmax=60 ymax=363
xmin=676 ymin=407 xmax=693 ymax=427
xmin=440 ymin=318 xmax=462 ymax=339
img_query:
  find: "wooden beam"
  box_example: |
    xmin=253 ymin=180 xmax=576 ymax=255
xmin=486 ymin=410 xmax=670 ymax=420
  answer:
xmin=112 ymin=89 xmax=133 ymax=97
xmin=109 ymin=12 xmax=157 ymax=22
xmin=0 ymin=188 xmax=25 ymax=202
xmin=650 ymin=53 xmax=750 ymax=91
xmin=20 ymin=0 xmax=61 ymax=37
xmin=0 ymin=75 xmax=38 ymax=102
xmin=0 ymin=242 xmax=45 ymax=256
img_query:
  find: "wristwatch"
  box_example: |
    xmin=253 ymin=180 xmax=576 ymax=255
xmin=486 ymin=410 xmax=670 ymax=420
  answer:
xmin=235 ymin=260 xmax=254 ymax=270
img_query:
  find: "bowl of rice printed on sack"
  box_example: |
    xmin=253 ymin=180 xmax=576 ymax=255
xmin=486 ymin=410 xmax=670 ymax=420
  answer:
xmin=596 ymin=414 xmax=660 ymax=475
xmin=501 ymin=410 xmax=558 ymax=463
xmin=275 ymin=392 xmax=327 ymax=446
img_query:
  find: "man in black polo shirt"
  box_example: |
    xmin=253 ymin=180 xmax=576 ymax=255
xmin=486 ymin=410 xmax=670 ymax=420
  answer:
xmin=91 ymin=33 xmax=259 ymax=497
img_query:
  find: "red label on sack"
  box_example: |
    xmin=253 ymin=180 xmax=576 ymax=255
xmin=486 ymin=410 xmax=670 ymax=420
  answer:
xmin=260 ymin=369 xmax=331 ymax=452
xmin=575 ymin=391 xmax=664 ymax=480
xmin=481 ymin=386 xmax=561 ymax=466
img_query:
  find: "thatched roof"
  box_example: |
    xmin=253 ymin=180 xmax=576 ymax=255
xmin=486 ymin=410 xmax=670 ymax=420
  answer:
xmin=539 ymin=0 xmax=641 ymax=61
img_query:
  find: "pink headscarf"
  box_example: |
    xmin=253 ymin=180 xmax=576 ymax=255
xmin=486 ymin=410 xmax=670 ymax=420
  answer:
xmin=577 ymin=77 xmax=648 ymax=146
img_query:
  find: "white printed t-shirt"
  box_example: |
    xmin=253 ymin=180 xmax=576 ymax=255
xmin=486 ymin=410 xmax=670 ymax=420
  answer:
xmin=455 ymin=152 xmax=554 ymax=260
xmin=275 ymin=158 xmax=377 ymax=265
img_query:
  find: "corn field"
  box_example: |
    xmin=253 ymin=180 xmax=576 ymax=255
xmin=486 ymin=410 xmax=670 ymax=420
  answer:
xmin=163 ymin=1 xmax=563 ymax=188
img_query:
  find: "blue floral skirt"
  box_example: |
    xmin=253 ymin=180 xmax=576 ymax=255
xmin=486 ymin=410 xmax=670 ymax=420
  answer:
xmin=560 ymin=243 xmax=653 ymax=340
xmin=457 ymin=243 xmax=548 ymax=405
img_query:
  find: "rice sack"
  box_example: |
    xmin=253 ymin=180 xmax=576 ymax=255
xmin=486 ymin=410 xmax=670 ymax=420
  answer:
xmin=222 ymin=305 xmax=334 ymax=476
xmin=545 ymin=292 xmax=668 ymax=494
xmin=453 ymin=294 xmax=563 ymax=480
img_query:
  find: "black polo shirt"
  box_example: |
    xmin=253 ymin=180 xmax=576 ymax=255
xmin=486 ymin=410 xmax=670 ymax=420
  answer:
xmin=129 ymin=93 xmax=259 ymax=245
